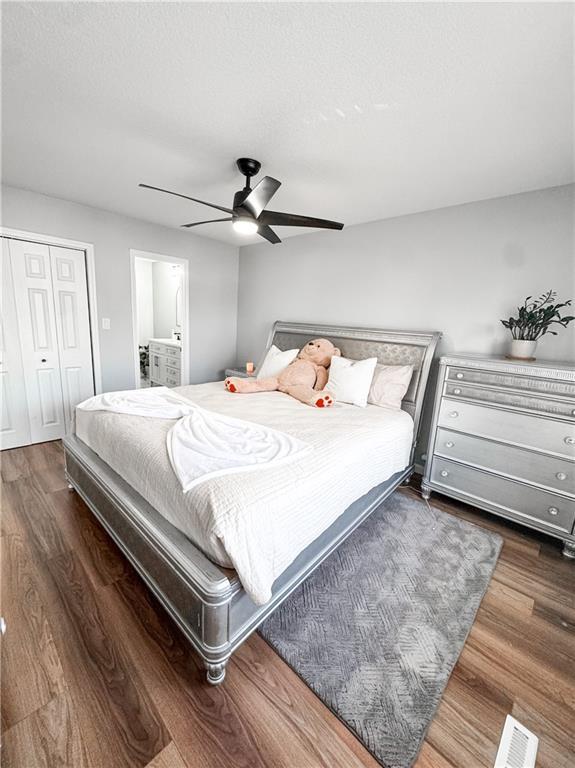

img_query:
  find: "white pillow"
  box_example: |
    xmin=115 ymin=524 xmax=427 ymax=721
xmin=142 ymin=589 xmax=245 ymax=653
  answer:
xmin=368 ymin=364 xmax=413 ymax=410
xmin=256 ymin=344 xmax=299 ymax=379
xmin=327 ymin=355 xmax=378 ymax=407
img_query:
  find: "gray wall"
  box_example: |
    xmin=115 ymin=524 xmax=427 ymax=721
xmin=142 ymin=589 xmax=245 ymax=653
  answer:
xmin=2 ymin=185 xmax=239 ymax=391
xmin=237 ymin=185 xmax=575 ymax=464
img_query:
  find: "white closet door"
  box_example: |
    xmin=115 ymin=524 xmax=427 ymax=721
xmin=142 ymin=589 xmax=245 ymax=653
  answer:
xmin=50 ymin=246 xmax=95 ymax=431
xmin=9 ymin=239 xmax=66 ymax=443
xmin=0 ymin=240 xmax=31 ymax=449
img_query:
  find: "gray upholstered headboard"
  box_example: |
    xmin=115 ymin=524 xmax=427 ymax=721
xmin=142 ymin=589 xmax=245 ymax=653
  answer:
xmin=261 ymin=321 xmax=441 ymax=460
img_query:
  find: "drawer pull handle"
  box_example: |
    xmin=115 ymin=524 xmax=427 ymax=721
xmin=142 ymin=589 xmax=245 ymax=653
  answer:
xmin=548 ymin=507 xmax=559 ymax=516
xmin=453 ymin=388 xmax=461 ymax=395
xmin=445 ymin=441 xmax=455 ymax=448
xmin=556 ymin=472 xmax=567 ymax=481
xmin=455 ymin=373 xmax=464 ymax=380
xmin=449 ymin=411 xmax=459 ymax=418
xmin=440 ymin=470 xmax=449 ymax=477
xmin=565 ymin=437 xmax=575 ymax=445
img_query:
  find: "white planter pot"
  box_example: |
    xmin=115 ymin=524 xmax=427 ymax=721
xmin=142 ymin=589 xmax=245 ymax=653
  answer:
xmin=509 ymin=339 xmax=537 ymax=359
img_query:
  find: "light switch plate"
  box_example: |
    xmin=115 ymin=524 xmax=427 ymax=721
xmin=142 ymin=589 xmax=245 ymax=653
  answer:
xmin=102 ymin=318 xmax=111 ymax=330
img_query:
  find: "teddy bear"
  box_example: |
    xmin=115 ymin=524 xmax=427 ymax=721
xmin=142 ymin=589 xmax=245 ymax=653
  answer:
xmin=225 ymin=338 xmax=341 ymax=407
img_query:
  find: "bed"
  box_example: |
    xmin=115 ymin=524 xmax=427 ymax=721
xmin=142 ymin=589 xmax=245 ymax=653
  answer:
xmin=64 ymin=321 xmax=441 ymax=684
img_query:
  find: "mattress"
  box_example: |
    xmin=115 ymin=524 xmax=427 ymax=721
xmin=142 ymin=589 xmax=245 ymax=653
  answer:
xmin=75 ymin=382 xmax=413 ymax=604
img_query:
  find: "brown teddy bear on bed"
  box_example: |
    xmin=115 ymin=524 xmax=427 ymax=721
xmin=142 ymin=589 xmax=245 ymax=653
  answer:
xmin=225 ymin=338 xmax=341 ymax=408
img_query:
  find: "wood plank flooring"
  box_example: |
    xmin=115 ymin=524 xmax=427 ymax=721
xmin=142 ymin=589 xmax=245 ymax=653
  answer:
xmin=1 ymin=441 xmax=574 ymax=768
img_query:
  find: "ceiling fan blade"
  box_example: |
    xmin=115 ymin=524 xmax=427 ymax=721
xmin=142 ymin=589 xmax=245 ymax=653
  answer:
xmin=181 ymin=217 xmax=232 ymax=228
xmin=259 ymin=210 xmax=344 ymax=230
xmin=240 ymin=176 xmax=281 ymax=218
xmin=139 ymin=183 xmax=233 ymax=214
xmin=258 ymin=225 xmax=281 ymax=244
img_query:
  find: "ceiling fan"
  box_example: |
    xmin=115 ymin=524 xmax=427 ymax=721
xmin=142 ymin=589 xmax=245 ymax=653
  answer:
xmin=139 ymin=158 xmax=344 ymax=244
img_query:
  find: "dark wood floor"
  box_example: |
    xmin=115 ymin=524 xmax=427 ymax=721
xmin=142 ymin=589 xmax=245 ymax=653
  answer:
xmin=1 ymin=441 xmax=574 ymax=768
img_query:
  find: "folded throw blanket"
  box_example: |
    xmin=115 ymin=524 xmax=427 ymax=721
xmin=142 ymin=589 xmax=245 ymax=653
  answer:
xmin=77 ymin=388 xmax=309 ymax=492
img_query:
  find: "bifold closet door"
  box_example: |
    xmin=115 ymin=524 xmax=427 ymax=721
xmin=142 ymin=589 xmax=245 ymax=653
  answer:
xmin=49 ymin=246 xmax=95 ymax=432
xmin=0 ymin=240 xmax=31 ymax=449
xmin=9 ymin=239 xmax=66 ymax=443
xmin=5 ymin=238 xmax=95 ymax=446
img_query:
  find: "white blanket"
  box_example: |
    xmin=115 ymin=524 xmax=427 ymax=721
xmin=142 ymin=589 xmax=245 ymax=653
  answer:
xmin=78 ymin=388 xmax=194 ymax=419
xmin=77 ymin=388 xmax=308 ymax=492
xmin=76 ymin=383 xmax=414 ymax=605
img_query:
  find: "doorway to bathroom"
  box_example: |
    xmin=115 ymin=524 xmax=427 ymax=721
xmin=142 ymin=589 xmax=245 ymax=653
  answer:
xmin=130 ymin=249 xmax=189 ymax=389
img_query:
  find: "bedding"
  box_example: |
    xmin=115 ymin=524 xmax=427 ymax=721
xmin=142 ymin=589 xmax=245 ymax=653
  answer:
xmin=326 ymin=355 xmax=378 ymax=407
xmin=75 ymin=381 xmax=413 ymax=604
xmin=368 ymin=364 xmax=414 ymax=410
xmin=77 ymin=387 xmax=309 ymax=492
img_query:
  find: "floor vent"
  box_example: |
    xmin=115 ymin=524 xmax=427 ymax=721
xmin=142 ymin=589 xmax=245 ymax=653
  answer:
xmin=494 ymin=715 xmax=538 ymax=768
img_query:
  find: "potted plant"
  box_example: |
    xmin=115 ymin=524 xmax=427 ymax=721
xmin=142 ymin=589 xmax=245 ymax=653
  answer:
xmin=139 ymin=344 xmax=150 ymax=378
xmin=501 ymin=290 xmax=574 ymax=360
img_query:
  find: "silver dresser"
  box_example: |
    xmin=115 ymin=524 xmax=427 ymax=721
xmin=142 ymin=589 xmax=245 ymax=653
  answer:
xmin=422 ymin=354 xmax=575 ymax=558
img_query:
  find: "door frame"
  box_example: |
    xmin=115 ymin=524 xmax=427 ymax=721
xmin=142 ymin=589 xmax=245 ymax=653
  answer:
xmin=0 ymin=227 xmax=103 ymax=394
xmin=130 ymin=249 xmax=190 ymax=388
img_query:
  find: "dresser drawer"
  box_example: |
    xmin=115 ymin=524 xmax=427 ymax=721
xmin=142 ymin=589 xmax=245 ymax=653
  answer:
xmin=435 ymin=428 xmax=575 ymax=497
xmin=149 ymin=342 xmax=162 ymax=354
xmin=163 ymin=345 xmax=181 ymax=360
xmin=431 ymin=457 xmax=575 ymax=535
xmin=165 ymin=365 xmax=181 ymax=381
xmin=438 ymin=400 xmax=575 ymax=460
xmin=444 ymin=381 xmax=575 ymax=420
xmin=447 ymin=366 xmax=575 ymax=399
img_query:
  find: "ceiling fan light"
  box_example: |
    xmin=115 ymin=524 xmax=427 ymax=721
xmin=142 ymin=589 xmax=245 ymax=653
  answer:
xmin=232 ymin=218 xmax=259 ymax=235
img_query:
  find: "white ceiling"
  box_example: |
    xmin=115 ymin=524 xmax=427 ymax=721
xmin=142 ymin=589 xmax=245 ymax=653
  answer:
xmin=2 ymin=2 xmax=573 ymax=246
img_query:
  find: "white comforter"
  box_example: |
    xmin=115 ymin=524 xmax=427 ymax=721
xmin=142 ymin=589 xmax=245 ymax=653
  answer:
xmin=77 ymin=387 xmax=309 ymax=491
xmin=75 ymin=382 xmax=413 ymax=604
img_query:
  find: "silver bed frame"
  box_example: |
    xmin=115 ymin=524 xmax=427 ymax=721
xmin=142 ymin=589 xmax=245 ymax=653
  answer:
xmin=64 ymin=322 xmax=441 ymax=684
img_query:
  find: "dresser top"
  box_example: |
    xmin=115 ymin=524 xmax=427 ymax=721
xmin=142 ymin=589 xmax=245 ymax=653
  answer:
xmin=440 ymin=352 xmax=575 ymax=380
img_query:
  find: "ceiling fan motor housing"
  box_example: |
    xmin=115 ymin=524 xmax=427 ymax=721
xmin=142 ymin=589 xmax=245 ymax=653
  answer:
xmin=233 ymin=188 xmax=252 ymax=211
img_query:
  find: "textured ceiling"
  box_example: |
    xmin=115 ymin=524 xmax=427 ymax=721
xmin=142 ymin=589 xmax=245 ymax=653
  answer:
xmin=2 ymin=2 xmax=573 ymax=245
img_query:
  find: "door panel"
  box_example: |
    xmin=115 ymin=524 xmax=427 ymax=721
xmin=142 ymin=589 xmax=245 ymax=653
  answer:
xmin=37 ymin=368 xmax=61 ymax=426
xmin=0 ymin=241 xmax=31 ymax=449
xmin=58 ymin=291 xmax=78 ymax=349
xmin=50 ymin=246 xmax=94 ymax=431
xmin=29 ymin=288 xmax=53 ymax=350
xmin=9 ymin=239 xmax=66 ymax=443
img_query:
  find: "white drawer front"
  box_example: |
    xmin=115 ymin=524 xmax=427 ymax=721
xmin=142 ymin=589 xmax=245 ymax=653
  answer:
xmin=435 ymin=428 xmax=575 ymax=497
xmin=444 ymin=381 xmax=575 ymax=420
xmin=446 ymin=366 xmax=575 ymax=399
xmin=438 ymin=399 xmax=575 ymax=460
xmin=164 ymin=352 xmax=180 ymax=369
xmin=149 ymin=342 xmax=162 ymax=354
xmin=431 ymin=457 xmax=575 ymax=535
xmin=165 ymin=365 xmax=181 ymax=382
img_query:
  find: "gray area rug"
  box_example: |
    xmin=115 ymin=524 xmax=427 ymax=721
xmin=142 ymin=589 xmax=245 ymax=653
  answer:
xmin=260 ymin=491 xmax=502 ymax=768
